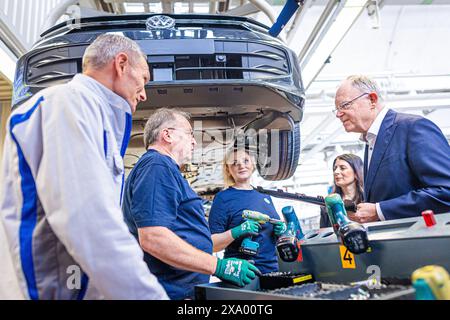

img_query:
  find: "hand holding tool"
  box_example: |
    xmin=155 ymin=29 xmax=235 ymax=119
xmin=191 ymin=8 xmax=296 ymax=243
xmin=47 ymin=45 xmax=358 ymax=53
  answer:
xmin=214 ymin=258 xmax=261 ymax=287
xmin=276 ymin=206 xmax=304 ymax=262
xmin=324 ymin=193 xmax=369 ymax=254
xmin=231 ymin=220 xmax=260 ymax=239
xmin=239 ymin=210 xmax=281 ymax=256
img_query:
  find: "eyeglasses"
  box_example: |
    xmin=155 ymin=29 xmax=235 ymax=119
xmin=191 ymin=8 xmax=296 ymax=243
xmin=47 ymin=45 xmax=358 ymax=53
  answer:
xmin=230 ymin=158 xmax=251 ymax=167
xmin=333 ymin=92 xmax=369 ymax=114
xmin=166 ymin=127 xmax=195 ymax=138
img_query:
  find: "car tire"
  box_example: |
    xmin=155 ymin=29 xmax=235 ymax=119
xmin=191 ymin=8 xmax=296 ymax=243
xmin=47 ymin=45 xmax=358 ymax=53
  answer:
xmin=256 ymin=122 xmax=300 ymax=181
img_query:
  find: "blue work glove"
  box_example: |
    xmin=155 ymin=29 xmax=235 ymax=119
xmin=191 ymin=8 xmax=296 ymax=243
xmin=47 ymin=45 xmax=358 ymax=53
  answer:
xmin=231 ymin=220 xmax=260 ymax=239
xmin=214 ymin=258 xmax=261 ymax=287
xmin=273 ymin=221 xmax=287 ymax=236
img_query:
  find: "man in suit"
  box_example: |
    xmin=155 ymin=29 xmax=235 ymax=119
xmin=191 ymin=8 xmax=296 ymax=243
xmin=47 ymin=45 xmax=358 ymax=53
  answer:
xmin=334 ymin=75 xmax=450 ymax=223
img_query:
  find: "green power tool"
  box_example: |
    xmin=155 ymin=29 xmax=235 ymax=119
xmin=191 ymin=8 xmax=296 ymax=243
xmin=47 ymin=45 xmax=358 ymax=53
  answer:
xmin=324 ymin=193 xmax=369 ymax=254
xmin=239 ymin=210 xmax=282 ymax=256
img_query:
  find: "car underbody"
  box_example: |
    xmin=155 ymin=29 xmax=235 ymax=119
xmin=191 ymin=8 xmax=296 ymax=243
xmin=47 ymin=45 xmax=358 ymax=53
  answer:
xmin=13 ymin=14 xmax=306 ymax=190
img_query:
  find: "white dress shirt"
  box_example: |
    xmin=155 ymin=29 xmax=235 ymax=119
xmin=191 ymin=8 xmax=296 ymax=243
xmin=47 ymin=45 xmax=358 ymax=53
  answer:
xmin=360 ymin=107 xmax=390 ymax=221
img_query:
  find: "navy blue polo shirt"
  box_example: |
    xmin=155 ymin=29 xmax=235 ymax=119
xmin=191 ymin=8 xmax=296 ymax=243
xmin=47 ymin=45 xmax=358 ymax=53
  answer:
xmin=122 ymin=149 xmax=212 ymax=300
xmin=208 ymin=187 xmax=280 ymax=274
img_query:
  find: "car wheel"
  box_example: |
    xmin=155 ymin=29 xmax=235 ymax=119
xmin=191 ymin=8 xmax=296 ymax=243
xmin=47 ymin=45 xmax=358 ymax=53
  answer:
xmin=256 ymin=122 xmax=300 ymax=181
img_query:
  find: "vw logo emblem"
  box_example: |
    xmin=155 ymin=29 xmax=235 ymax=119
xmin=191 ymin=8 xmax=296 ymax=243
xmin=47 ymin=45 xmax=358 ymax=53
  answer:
xmin=146 ymin=15 xmax=175 ymax=30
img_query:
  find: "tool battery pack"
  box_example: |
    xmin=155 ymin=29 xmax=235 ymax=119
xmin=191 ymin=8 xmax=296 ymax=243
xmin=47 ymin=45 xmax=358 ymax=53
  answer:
xmin=259 ymin=272 xmax=314 ymax=290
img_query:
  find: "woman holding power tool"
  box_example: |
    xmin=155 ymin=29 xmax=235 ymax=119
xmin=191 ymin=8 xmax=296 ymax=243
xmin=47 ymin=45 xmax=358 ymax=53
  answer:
xmin=208 ymin=148 xmax=286 ymax=274
xmin=320 ymin=154 xmax=364 ymax=228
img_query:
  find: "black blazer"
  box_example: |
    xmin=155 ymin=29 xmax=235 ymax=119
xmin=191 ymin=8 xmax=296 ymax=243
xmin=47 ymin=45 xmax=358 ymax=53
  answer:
xmin=320 ymin=206 xmax=331 ymax=228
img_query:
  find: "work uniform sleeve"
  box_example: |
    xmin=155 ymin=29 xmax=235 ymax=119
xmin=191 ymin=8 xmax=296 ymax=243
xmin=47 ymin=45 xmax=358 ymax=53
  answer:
xmin=129 ymin=163 xmax=181 ymax=228
xmin=379 ymin=117 xmax=450 ymax=219
xmin=0 ymin=129 xmax=27 ymax=299
xmin=208 ymin=193 xmax=229 ymax=234
xmin=35 ymin=89 xmax=168 ymax=300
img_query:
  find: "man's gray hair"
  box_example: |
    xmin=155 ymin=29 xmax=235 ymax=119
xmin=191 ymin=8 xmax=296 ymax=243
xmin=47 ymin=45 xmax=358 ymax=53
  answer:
xmin=346 ymin=75 xmax=384 ymax=101
xmin=82 ymin=33 xmax=146 ymax=71
xmin=144 ymin=108 xmax=191 ymax=149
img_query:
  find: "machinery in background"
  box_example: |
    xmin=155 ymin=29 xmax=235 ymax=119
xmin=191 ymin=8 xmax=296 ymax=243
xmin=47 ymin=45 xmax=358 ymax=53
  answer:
xmin=324 ymin=194 xmax=369 ymax=254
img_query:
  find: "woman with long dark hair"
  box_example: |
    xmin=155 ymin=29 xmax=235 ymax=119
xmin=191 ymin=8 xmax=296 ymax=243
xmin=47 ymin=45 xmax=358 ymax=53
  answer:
xmin=320 ymin=153 xmax=364 ymax=228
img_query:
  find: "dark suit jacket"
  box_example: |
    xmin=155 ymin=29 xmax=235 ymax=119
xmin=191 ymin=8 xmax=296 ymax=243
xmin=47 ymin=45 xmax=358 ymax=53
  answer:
xmin=364 ymin=109 xmax=450 ymax=220
xmin=320 ymin=206 xmax=331 ymax=228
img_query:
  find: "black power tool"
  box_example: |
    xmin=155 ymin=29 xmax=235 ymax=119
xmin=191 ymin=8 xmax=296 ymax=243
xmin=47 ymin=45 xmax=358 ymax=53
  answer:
xmin=324 ymin=194 xmax=369 ymax=254
xmin=276 ymin=206 xmax=304 ymax=262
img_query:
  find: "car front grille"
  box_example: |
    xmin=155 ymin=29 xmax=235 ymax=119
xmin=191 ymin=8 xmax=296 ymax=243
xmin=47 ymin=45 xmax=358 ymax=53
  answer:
xmin=25 ymin=40 xmax=290 ymax=86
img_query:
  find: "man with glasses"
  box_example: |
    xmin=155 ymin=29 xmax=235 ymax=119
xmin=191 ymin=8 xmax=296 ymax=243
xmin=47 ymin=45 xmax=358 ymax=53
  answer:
xmin=334 ymin=75 xmax=450 ymax=223
xmin=122 ymin=108 xmax=260 ymax=300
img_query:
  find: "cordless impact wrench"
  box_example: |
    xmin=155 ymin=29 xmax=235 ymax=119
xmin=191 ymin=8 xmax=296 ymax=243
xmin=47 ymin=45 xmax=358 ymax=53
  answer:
xmin=324 ymin=193 xmax=369 ymax=254
xmin=239 ymin=210 xmax=282 ymax=256
xmin=276 ymin=206 xmax=305 ymax=262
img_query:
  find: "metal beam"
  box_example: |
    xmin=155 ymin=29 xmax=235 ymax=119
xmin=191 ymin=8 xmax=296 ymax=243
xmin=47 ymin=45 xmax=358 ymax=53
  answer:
xmin=297 ymin=0 xmax=338 ymax=63
xmin=143 ymin=2 xmax=151 ymax=12
xmin=247 ymin=0 xmax=277 ymax=23
xmin=0 ymin=100 xmax=12 ymax=165
xmin=300 ymin=0 xmax=370 ymax=89
xmin=42 ymin=0 xmax=79 ymax=32
xmin=113 ymin=2 xmax=127 ymax=13
xmin=224 ymin=2 xmax=259 ymax=16
xmin=286 ymin=0 xmax=312 ymax=46
xmin=209 ymin=0 xmax=217 ymax=14
xmin=0 ymin=20 xmax=26 ymax=58
xmin=0 ymin=41 xmax=17 ymax=82
xmin=161 ymin=0 xmax=173 ymax=13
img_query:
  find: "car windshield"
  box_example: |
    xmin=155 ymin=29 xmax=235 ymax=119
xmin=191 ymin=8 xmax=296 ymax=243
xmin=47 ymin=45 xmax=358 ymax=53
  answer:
xmin=65 ymin=26 xmax=274 ymax=40
xmin=129 ymin=28 xmax=267 ymax=40
xmin=37 ymin=27 xmax=278 ymax=50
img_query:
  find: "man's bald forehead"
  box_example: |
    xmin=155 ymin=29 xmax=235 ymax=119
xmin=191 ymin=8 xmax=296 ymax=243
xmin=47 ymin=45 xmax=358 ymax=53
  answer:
xmin=174 ymin=113 xmax=191 ymax=127
xmin=337 ymin=80 xmax=362 ymax=97
xmin=338 ymin=79 xmax=354 ymax=91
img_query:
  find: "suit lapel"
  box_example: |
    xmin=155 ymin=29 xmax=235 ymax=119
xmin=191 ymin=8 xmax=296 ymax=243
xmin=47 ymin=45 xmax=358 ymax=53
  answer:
xmin=364 ymin=109 xmax=398 ymax=199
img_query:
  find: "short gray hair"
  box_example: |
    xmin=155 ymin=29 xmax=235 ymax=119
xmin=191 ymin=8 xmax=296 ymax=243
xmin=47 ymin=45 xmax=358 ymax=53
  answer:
xmin=143 ymin=108 xmax=191 ymax=149
xmin=346 ymin=75 xmax=383 ymax=101
xmin=82 ymin=33 xmax=146 ymax=71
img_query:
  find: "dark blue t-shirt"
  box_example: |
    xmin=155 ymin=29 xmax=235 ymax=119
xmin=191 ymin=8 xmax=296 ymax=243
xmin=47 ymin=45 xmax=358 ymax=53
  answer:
xmin=122 ymin=149 xmax=212 ymax=300
xmin=208 ymin=187 xmax=280 ymax=274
